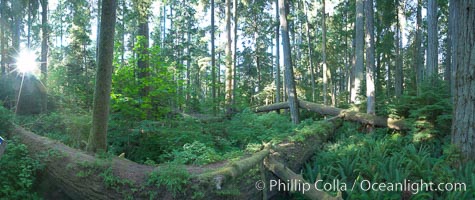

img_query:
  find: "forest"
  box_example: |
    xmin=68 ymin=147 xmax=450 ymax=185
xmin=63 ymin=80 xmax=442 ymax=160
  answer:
xmin=0 ymin=0 xmax=474 ymax=199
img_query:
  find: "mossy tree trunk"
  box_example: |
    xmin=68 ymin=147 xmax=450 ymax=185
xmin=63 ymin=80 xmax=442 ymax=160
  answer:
xmin=87 ymin=0 xmax=117 ymax=153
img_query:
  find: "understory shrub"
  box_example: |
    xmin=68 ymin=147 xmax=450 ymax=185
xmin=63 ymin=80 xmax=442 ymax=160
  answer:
xmin=302 ymin=123 xmax=473 ymax=199
xmin=0 ymin=138 xmax=43 ymax=199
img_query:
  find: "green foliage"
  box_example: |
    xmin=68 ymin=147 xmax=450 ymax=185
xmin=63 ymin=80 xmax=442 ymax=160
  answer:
xmin=227 ymin=109 xmax=294 ymax=147
xmin=395 ymin=79 xmax=452 ymax=142
xmin=171 ymin=141 xmax=222 ymax=165
xmin=0 ymin=138 xmax=43 ymax=200
xmin=100 ymin=167 xmax=133 ymax=192
xmin=0 ymin=103 xmax=12 ymax=132
xmin=147 ymin=162 xmax=190 ymax=197
xmin=302 ymin=123 xmax=473 ymax=199
xmin=111 ymin=41 xmax=177 ymax=121
xmin=15 ymin=110 xmax=91 ymax=150
xmin=291 ymin=120 xmax=333 ymax=142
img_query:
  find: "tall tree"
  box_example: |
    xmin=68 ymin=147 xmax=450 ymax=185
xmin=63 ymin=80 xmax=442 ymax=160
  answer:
xmin=211 ymin=0 xmax=217 ymax=114
xmin=133 ymin=0 xmax=151 ymax=98
xmin=225 ymin=0 xmax=233 ymax=113
xmin=449 ymin=0 xmax=458 ymax=99
xmin=365 ymin=0 xmax=375 ymax=114
xmin=451 ymin=0 xmax=475 ymax=161
xmin=322 ymin=0 xmax=328 ymax=105
xmin=41 ymin=0 xmax=49 ymax=112
xmin=0 ymin=0 xmax=5 ymax=75
xmin=279 ymin=0 xmax=299 ymax=124
xmin=275 ymin=0 xmax=281 ymax=104
xmin=87 ymin=0 xmax=117 ymax=153
xmin=233 ymin=0 xmax=238 ymax=106
xmin=414 ymin=0 xmax=423 ymax=94
xmin=303 ymin=1 xmax=314 ymax=102
xmin=427 ymin=0 xmax=438 ymax=78
xmin=351 ymin=0 xmax=364 ymax=103
xmin=395 ymin=0 xmax=405 ymax=97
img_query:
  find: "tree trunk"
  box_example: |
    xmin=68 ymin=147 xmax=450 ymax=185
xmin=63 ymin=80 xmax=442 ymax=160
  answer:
xmin=449 ymin=0 xmax=458 ymax=101
xmin=41 ymin=0 xmax=49 ymax=113
xmin=225 ymin=0 xmax=233 ymax=114
xmin=233 ymin=0 xmax=238 ymax=107
xmin=426 ymin=0 xmax=438 ymax=79
xmin=211 ymin=0 xmax=217 ymax=114
xmin=87 ymin=0 xmax=117 ymax=153
xmin=451 ymin=1 xmax=475 ymax=161
xmin=395 ymin=0 xmax=405 ymax=97
xmin=414 ymin=0 xmax=423 ymax=95
xmin=134 ymin=0 xmax=150 ymax=100
xmin=365 ymin=0 xmax=375 ymax=114
xmin=352 ymin=0 xmax=364 ymax=104
xmin=322 ymin=0 xmax=329 ymax=105
xmin=0 ymin=0 xmax=5 ymax=75
xmin=279 ymin=0 xmax=299 ymax=124
xmin=304 ymin=2 xmax=315 ymax=102
xmin=275 ymin=0 xmax=281 ymax=105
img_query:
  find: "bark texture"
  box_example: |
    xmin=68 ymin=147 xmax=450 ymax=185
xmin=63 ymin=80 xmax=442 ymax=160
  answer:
xmin=352 ymin=0 xmax=364 ymax=103
xmin=279 ymin=0 xmax=300 ymax=124
xmin=451 ymin=1 xmax=475 ymax=161
xmin=426 ymin=0 xmax=438 ymax=78
xmin=87 ymin=0 xmax=117 ymax=153
xmin=365 ymin=0 xmax=375 ymax=114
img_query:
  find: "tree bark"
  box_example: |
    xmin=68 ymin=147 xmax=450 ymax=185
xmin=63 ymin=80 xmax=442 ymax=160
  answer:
xmin=0 ymin=0 xmax=5 ymax=75
xmin=225 ymin=0 xmax=233 ymax=114
xmin=87 ymin=0 xmax=117 ymax=153
xmin=395 ymin=0 xmax=405 ymax=97
xmin=41 ymin=0 xmax=49 ymax=113
xmin=135 ymin=1 xmax=150 ymax=99
xmin=451 ymin=1 xmax=475 ymax=161
xmin=365 ymin=0 xmax=375 ymax=114
xmin=232 ymin=0 xmax=238 ymax=108
xmin=279 ymin=0 xmax=300 ymax=124
xmin=211 ymin=0 xmax=217 ymax=114
xmin=449 ymin=0 xmax=458 ymax=101
xmin=352 ymin=0 xmax=364 ymax=104
xmin=303 ymin=3 xmax=315 ymax=103
xmin=322 ymin=0 xmax=328 ymax=105
xmin=414 ymin=0 xmax=423 ymax=95
xmin=275 ymin=0 xmax=281 ymax=105
xmin=426 ymin=0 xmax=438 ymax=79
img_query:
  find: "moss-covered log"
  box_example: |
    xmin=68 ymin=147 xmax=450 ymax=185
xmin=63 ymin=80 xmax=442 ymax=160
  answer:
xmin=255 ymin=100 xmax=407 ymax=130
xmin=298 ymin=100 xmax=407 ymax=130
xmin=254 ymin=102 xmax=289 ymax=112
xmin=264 ymin=157 xmax=342 ymax=200
xmin=12 ymin=118 xmax=342 ymax=200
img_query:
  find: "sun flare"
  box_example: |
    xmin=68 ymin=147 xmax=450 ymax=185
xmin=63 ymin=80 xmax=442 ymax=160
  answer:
xmin=15 ymin=50 xmax=38 ymax=74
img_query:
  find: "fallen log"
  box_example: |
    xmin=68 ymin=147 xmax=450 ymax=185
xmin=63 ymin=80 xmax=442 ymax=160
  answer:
xmin=298 ymin=100 xmax=407 ymax=130
xmin=264 ymin=157 xmax=342 ymax=200
xmin=255 ymin=100 xmax=407 ymax=130
xmin=254 ymin=101 xmax=289 ymax=112
xmin=12 ymin=118 xmax=342 ymax=199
